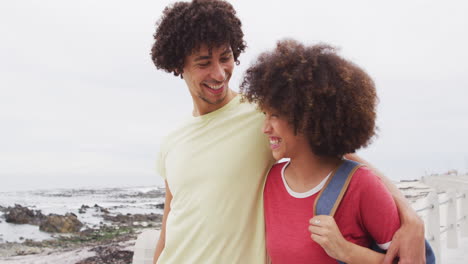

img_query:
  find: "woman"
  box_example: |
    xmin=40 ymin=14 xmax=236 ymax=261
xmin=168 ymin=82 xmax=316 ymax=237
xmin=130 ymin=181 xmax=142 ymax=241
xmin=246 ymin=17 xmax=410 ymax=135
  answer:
xmin=241 ymin=39 xmax=400 ymax=264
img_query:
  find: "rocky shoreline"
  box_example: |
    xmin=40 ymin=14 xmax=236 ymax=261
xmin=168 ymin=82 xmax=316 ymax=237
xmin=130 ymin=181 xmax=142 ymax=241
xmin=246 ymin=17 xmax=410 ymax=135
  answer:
xmin=0 ymin=188 xmax=164 ymax=264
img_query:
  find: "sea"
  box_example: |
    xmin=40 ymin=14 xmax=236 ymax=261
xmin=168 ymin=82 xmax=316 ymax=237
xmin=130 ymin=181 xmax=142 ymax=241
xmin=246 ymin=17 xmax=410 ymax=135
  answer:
xmin=0 ymin=186 xmax=165 ymax=243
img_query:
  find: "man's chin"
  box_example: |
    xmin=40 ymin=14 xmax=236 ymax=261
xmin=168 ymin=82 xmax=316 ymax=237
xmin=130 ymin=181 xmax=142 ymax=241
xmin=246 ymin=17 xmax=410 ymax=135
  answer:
xmin=200 ymin=91 xmax=229 ymax=105
xmin=200 ymin=95 xmax=225 ymax=105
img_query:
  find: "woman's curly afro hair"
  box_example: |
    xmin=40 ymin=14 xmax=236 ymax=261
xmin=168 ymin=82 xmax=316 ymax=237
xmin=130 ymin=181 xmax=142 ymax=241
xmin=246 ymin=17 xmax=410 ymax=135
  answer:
xmin=241 ymin=39 xmax=378 ymax=157
xmin=151 ymin=0 xmax=246 ymax=76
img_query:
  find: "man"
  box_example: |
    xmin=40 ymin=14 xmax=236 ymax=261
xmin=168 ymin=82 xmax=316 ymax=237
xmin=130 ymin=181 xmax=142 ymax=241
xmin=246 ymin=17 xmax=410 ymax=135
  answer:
xmin=151 ymin=0 xmax=426 ymax=263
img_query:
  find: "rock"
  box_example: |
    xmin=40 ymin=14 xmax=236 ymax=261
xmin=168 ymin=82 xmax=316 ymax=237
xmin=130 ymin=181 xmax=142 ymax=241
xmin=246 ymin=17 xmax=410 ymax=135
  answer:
xmin=5 ymin=204 xmax=45 ymax=225
xmin=93 ymin=204 xmax=110 ymax=214
xmin=76 ymin=246 xmax=133 ymax=264
xmin=78 ymin=205 xmax=90 ymax=214
xmin=103 ymin=213 xmax=162 ymax=226
xmin=4 ymin=204 xmax=87 ymax=233
xmin=39 ymin=213 xmax=83 ymax=233
xmin=148 ymin=203 xmax=164 ymax=209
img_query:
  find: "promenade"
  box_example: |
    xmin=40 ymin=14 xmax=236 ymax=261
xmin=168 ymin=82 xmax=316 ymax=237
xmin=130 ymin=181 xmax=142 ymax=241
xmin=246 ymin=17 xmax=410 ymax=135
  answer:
xmin=398 ymin=173 xmax=468 ymax=263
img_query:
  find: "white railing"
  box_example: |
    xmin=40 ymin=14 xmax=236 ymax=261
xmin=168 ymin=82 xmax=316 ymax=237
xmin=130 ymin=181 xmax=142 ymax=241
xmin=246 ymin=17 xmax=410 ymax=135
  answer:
xmin=417 ymin=174 xmax=468 ymax=263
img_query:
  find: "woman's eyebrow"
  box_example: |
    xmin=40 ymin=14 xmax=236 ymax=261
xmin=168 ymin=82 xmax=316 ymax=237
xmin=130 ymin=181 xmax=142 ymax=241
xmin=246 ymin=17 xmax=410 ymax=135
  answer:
xmin=221 ymin=49 xmax=232 ymax=56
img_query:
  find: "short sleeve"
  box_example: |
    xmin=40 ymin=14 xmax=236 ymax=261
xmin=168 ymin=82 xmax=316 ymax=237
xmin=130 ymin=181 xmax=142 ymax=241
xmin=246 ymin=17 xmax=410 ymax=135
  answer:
xmin=355 ymin=168 xmax=400 ymax=249
xmin=155 ymin=147 xmax=166 ymax=180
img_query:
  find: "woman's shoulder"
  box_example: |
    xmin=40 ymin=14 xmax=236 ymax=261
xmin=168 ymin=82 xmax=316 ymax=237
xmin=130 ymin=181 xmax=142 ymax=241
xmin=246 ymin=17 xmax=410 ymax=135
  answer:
xmin=271 ymin=160 xmax=288 ymax=171
xmin=352 ymin=165 xmax=377 ymax=179
xmin=349 ymin=166 xmax=390 ymax=195
xmin=273 ymin=160 xmax=288 ymax=168
xmin=266 ymin=161 xmax=289 ymax=179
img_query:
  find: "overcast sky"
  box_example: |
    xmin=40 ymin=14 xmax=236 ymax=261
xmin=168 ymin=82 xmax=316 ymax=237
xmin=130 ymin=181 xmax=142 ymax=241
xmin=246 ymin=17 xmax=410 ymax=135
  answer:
xmin=1 ymin=0 xmax=467 ymax=191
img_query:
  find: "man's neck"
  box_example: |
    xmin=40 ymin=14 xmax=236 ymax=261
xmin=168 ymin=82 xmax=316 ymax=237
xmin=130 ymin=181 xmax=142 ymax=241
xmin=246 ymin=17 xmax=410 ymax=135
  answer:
xmin=192 ymin=89 xmax=237 ymax=116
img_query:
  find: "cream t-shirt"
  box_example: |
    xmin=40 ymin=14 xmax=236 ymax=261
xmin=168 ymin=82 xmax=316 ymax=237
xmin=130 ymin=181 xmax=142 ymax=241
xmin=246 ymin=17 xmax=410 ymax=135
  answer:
xmin=156 ymin=95 xmax=275 ymax=263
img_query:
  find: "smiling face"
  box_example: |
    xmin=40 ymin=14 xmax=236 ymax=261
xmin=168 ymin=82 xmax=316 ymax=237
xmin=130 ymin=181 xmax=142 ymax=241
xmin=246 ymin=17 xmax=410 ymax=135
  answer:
xmin=262 ymin=108 xmax=307 ymax=160
xmin=182 ymin=44 xmax=235 ymax=115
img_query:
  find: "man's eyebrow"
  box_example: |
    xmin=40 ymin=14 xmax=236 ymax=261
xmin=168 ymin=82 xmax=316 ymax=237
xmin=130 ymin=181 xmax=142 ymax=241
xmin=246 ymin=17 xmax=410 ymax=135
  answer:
xmin=194 ymin=55 xmax=211 ymax=62
xmin=193 ymin=48 xmax=231 ymax=61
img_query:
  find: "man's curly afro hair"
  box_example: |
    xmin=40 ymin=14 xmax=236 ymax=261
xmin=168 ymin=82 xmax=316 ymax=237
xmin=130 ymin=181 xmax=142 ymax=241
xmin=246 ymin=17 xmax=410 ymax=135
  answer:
xmin=151 ymin=0 xmax=246 ymax=76
xmin=241 ymin=39 xmax=378 ymax=157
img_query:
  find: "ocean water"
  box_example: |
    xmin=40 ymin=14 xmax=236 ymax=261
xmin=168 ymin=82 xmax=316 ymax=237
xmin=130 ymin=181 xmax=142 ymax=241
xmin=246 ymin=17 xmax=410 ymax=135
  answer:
xmin=0 ymin=186 xmax=165 ymax=243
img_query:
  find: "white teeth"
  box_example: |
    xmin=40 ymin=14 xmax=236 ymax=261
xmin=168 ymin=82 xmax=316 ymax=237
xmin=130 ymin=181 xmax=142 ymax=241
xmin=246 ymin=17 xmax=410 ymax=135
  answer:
xmin=269 ymin=138 xmax=281 ymax=144
xmin=206 ymin=83 xmax=223 ymax=90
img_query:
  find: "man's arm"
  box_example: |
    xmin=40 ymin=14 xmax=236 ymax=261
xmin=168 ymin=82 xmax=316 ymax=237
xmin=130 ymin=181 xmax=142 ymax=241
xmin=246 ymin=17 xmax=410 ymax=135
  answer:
xmin=345 ymin=154 xmax=426 ymax=264
xmin=153 ymin=180 xmax=172 ymax=264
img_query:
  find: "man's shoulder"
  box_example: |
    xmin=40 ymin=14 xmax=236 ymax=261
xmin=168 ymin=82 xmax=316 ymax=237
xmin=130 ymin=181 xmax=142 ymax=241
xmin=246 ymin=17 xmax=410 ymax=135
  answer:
xmin=236 ymin=97 xmax=260 ymax=112
xmin=158 ymin=116 xmax=194 ymax=149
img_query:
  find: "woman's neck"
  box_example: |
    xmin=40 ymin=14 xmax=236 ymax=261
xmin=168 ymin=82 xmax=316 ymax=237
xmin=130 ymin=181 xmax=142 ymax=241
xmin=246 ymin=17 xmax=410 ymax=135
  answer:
xmin=284 ymin=151 xmax=341 ymax=193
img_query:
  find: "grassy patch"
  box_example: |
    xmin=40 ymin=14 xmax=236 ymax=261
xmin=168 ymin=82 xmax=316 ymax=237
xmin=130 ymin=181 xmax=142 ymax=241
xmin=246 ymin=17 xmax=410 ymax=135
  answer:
xmin=24 ymin=226 xmax=136 ymax=249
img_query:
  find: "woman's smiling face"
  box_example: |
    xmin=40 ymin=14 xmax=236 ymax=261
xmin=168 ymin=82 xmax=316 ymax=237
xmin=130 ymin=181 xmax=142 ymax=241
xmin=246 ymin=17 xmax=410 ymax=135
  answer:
xmin=262 ymin=108 xmax=305 ymax=160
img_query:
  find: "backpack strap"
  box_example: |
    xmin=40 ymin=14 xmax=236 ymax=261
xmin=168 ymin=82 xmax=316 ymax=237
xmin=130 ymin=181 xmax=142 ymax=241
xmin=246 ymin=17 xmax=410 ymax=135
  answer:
xmin=313 ymin=159 xmax=362 ymax=217
xmin=312 ymin=159 xmax=362 ymax=264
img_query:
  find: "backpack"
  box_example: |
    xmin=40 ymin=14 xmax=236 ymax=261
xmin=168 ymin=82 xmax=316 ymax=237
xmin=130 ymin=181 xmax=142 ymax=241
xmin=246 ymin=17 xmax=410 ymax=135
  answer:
xmin=313 ymin=159 xmax=436 ymax=264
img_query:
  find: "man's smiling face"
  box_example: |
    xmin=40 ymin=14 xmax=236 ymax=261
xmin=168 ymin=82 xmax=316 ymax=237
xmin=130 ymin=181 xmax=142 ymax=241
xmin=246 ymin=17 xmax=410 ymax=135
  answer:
xmin=182 ymin=44 xmax=235 ymax=111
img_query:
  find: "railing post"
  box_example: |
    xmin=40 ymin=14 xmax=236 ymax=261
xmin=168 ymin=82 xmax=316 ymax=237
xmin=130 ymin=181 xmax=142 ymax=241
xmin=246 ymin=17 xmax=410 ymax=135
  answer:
xmin=462 ymin=190 xmax=468 ymax=238
xmin=426 ymin=191 xmax=441 ymax=262
xmin=446 ymin=189 xmax=458 ymax=248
